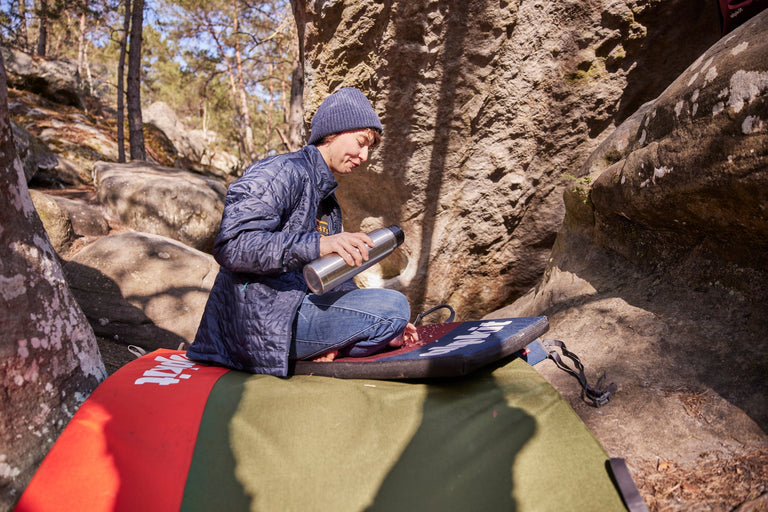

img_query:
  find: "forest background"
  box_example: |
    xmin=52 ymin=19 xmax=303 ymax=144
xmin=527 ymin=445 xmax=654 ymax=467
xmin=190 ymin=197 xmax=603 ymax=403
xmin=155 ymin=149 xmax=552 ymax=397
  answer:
xmin=0 ymin=0 xmax=300 ymax=169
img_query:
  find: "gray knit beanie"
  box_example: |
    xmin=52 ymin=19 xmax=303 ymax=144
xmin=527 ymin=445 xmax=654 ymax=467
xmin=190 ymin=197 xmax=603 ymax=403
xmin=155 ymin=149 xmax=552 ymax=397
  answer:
xmin=308 ymin=87 xmax=383 ymax=145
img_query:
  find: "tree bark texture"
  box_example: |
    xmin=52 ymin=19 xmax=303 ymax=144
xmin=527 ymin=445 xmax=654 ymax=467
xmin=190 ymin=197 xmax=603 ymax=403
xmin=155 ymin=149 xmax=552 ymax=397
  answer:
xmin=127 ymin=0 xmax=146 ymax=161
xmin=0 ymin=51 xmax=106 ymax=512
xmin=17 ymin=0 xmax=29 ymax=51
xmin=117 ymin=0 xmax=131 ymax=163
xmin=36 ymin=0 xmax=49 ymax=57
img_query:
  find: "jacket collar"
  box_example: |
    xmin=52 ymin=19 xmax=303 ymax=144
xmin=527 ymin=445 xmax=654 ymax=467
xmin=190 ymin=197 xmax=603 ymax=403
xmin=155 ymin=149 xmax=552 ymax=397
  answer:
xmin=303 ymin=145 xmax=338 ymax=200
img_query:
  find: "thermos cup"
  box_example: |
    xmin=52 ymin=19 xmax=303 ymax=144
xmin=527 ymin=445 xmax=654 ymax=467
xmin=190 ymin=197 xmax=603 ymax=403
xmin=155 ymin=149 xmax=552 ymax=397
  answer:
xmin=303 ymin=225 xmax=405 ymax=294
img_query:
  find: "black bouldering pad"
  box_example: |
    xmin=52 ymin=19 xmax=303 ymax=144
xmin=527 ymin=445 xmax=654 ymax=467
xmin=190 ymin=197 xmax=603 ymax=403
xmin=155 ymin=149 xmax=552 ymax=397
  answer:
xmin=293 ymin=316 xmax=549 ymax=379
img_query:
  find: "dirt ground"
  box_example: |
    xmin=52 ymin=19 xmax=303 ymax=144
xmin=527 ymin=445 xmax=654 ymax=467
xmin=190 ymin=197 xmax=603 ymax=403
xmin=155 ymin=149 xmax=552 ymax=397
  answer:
xmin=489 ymin=240 xmax=768 ymax=511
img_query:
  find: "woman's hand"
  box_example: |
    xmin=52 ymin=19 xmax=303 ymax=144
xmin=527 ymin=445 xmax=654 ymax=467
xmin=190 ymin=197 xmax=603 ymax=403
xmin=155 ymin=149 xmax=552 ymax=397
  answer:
xmin=319 ymin=232 xmax=375 ymax=267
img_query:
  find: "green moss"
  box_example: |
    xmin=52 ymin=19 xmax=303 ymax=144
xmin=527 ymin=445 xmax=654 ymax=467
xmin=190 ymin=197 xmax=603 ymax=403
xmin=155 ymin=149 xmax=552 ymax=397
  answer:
xmin=603 ymin=148 xmax=624 ymax=165
xmin=564 ymin=60 xmax=605 ymax=84
xmin=563 ymin=173 xmax=593 ymax=205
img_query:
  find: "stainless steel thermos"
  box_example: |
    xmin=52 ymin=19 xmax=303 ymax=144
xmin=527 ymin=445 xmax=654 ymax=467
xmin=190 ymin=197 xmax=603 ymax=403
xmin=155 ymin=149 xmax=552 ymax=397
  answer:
xmin=303 ymin=225 xmax=405 ymax=294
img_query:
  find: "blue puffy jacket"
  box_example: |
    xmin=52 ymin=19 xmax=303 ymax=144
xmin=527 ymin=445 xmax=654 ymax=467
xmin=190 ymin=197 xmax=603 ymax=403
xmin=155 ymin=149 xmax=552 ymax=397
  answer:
xmin=188 ymin=145 xmax=352 ymax=376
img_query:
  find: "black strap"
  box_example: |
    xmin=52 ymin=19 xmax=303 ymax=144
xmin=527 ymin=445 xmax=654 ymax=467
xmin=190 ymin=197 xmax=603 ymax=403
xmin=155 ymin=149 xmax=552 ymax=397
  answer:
xmin=609 ymin=458 xmax=649 ymax=512
xmin=541 ymin=338 xmax=617 ymax=408
xmin=414 ymin=304 xmax=456 ymax=325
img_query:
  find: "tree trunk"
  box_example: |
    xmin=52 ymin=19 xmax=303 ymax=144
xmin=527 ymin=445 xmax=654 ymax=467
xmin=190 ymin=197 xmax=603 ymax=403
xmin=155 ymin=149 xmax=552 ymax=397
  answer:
xmin=84 ymin=37 xmax=93 ymax=98
xmin=288 ymin=49 xmax=304 ymax=149
xmin=202 ymin=101 xmax=208 ymax=136
xmin=18 ymin=0 xmax=29 ymax=52
xmin=232 ymin=4 xmax=255 ymax=161
xmin=265 ymin=61 xmax=275 ymax=154
xmin=126 ymin=0 xmax=145 ymax=161
xmin=0 ymin=50 xmax=106 ymax=512
xmin=207 ymin=5 xmax=254 ymax=162
xmin=77 ymin=7 xmax=86 ymax=90
xmin=288 ymin=0 xmax=305 ymax=147
xmin=36 ymin=0 xmax=49 ymax=57
xmin=225 ymin=68 xmax=247 ymax=159
xmin=117 ymin=0 xmax=130 ymax=163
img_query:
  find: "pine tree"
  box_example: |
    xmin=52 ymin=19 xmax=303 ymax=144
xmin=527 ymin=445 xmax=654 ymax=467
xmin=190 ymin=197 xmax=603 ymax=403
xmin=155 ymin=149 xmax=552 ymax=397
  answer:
xmin=117 ymin=0 xmax=131 ymax=163
xmin=36 ymin=0 xmax=49 ymax=56
xmin=127 ymin=0 xmax=146 ymax=160
xmin=158 ymin=0 xmax=297 ymax=160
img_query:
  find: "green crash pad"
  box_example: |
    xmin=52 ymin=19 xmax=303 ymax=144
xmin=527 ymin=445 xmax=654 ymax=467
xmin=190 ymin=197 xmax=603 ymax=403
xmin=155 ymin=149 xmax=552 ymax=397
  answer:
xmin=184 ymin=358 xmax=626 ymax=511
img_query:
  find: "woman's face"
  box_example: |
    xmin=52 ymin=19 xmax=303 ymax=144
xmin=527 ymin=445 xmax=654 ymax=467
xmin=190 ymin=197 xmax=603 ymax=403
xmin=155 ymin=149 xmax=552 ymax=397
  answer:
xmin=320 ymin=129 xmax=376 ymax=175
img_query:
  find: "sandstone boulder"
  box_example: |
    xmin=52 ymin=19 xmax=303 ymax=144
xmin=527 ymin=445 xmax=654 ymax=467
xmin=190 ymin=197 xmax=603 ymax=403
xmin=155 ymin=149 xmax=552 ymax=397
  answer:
xmin=10 ymin=120 xmax=58 ymax=183
xmin=1 ymin=47 xmax=85 ymax=109
xmin=94 ymin=161 xmax=226 ymax=253
xmin=294 ymin=0 xmax=722 ymax=318
xmin=488 ymin=12 xmax=768 ymax=509
xmin=28 ymin=190 xmax=76 ymax=255
xmin=50 ymin=194 xmax=110 ymax=238
xmin=144 ymin=101 xmax=241 ymax=179
xmin=144 ymin=101 xmax=202 ymax=157
xmin=588 ymin=9 xmax=768 ymax=298
xmin=29 ymin=190 xmax=111 ymax=258
xmin=63 ymin=232 xmax=219 ymax=352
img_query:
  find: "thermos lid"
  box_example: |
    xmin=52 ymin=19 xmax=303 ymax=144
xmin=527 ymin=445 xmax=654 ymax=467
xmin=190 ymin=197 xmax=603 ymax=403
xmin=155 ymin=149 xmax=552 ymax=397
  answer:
xmin=388 ymin=225 xmax=405 ymax=246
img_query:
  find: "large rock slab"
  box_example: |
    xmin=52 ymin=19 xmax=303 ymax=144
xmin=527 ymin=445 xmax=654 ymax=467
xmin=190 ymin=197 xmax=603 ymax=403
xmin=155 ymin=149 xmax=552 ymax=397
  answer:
xmin=63 ymin=232 xmax=219 ymax=352
xmin=1 ymin=47 xmax=85 ymax=109
xmin=94 ymin=161 xmax=226 ymax=253
xmin=588 ymin=9 xmax=768 ymax=298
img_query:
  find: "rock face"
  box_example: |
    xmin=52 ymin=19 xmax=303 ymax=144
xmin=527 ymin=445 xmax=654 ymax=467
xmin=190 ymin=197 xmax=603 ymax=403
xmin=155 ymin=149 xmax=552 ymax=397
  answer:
xmin=9 ymin=88 xmax=120 ymax=186
xmin=94 ymin=161 xmax=226 ymax=253
xmin=63 ymin=232 xmax=220 ymax=352
xmin=1 ymin=47 xmax=85 ymax=110
xmin=29 ymin=190 xmax=111 ymax=258
xmin=144 ymin=101 xmax=241 ymax=179
xmin=0 ymin=55 xmax=105 ymax=511
xmin=294 ymin=0 xmax=721 ymax=318
xmin=589 ymin=13 xmax=768 ymax=288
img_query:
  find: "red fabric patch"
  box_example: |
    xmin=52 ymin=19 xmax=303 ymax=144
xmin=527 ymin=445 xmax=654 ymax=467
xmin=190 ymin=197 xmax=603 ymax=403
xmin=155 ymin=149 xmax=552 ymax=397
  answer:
xmin=15 ymin=350 xmax=228 ymax=512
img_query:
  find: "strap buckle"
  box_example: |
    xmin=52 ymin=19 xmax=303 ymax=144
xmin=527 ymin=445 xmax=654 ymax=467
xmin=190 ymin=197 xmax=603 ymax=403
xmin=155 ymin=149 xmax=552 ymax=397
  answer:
xmin=542 ymin=338 xmax=617 ymax=408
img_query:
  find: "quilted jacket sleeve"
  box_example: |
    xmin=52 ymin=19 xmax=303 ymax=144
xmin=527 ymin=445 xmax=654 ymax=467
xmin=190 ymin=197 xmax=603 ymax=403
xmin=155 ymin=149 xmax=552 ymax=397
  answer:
xmin=212 ymin=163 xmax=320 ymax=275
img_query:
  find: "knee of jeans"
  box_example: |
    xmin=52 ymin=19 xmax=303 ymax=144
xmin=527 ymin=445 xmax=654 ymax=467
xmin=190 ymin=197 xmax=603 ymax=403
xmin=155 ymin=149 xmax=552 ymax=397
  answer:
xmin=388 ymin=316 xmax=409 ymax=338
xmin=382 ymin=290 xmax=411 ymax=323
xmin=386 ymin=303 xmax=410 ymax=340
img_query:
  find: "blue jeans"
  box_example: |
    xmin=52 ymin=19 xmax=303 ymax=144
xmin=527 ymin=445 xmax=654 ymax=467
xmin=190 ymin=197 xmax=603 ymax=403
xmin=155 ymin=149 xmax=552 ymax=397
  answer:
xmin=291 ymin=288 xmax=411 ymax=360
